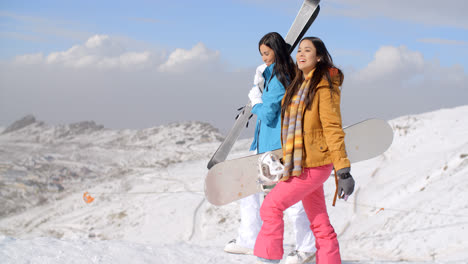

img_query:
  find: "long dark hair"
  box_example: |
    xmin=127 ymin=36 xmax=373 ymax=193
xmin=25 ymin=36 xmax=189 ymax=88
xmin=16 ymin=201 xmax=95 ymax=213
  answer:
xmin=258 ymin=32 xmax=296 ymax=90
xmin=281 ymin=37 xmax=344 ymax=120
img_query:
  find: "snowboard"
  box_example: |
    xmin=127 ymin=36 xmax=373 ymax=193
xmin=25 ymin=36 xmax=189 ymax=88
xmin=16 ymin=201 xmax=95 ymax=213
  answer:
xmin=207 ymin=0 xmax=321 ymax=169
xmin=205 ymin=119 xmax=393 ymax=206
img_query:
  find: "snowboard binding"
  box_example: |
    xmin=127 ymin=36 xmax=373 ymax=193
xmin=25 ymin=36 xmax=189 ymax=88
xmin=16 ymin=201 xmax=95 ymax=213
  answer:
xmin=257 ymin=151 xmax=284 ymax=192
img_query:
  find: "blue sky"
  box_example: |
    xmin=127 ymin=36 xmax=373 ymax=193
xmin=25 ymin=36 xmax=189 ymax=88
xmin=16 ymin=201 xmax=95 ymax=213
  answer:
xmin=1 ymin=0 xmax=467 ymax=69
xmin=0 ymin=0 xmax=467 ymax=132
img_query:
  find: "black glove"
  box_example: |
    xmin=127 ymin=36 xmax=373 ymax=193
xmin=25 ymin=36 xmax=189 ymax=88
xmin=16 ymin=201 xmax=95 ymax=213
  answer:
xmin=336 ymin=167 xmax=355 ymax=201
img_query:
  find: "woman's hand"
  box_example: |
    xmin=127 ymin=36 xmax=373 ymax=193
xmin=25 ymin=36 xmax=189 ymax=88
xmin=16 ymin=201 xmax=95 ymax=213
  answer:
xmin=336 ymin=167 xmax=355 ymax=201
xmin=248 ymin=86 xmax=263 ymax=106
xmin=254 ymin=63 xmax=267 ymax=90
xmin=248 ymin=64 xmax=266 ymax=106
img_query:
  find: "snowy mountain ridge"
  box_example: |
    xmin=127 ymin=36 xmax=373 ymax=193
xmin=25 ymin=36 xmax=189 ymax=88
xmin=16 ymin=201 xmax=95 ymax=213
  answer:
xmin=0 ymin=116 xmax=223 ymax=217
xmin=1 ymin=105 xmax=468 ymax=263
xmin=1 ymin=114 xmax=223 ymax=148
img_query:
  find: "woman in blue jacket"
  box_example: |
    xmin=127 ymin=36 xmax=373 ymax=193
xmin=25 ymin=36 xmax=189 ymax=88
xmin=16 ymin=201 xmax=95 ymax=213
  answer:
xmin=224 ymin=32 xmax=316 ymax=264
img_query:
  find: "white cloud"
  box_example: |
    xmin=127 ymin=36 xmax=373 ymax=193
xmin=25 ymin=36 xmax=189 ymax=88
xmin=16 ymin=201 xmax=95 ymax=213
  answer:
xmin=45 ymin=35 xmax=151 ymax=69
xmin=98 ymin=52 xmax=152 ymax=69
xmin=12 ymin=35 xmax=154 ymax=70
xmin=1 ymin=35 xmax=248 ymax=134
xmin=13 ymin=53 xmax=44 ymax=65
xmin=351 ymin=46 xmax=425 ymax=82
xmin=158 ymin=43 xmax=221 ymax=73
xmin=12 ymin=35 xmax=222 ymax=72
xmin=326 ymin=0 xmax=468 ymax=29
xmin=418 ymin=38 xmax=468 ymax=46
xmin=341 ymin=45 xmax=468 ymax=124
xmin=3 ymin=34 xmax=466 ymax=135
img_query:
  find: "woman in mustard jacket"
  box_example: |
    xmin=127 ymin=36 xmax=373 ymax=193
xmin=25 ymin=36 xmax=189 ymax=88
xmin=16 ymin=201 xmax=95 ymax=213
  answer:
xmin=254 ymin=37 xmax=355 ymax=264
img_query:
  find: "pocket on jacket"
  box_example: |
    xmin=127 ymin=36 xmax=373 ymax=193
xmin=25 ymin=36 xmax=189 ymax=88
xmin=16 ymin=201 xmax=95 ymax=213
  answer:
xmin=314 ymin=137 xmax=329 ymax=152
xmin=303 ymin=132 xmax=330 ymax=167
xmin=304 ymin=131 xmax=328 ymax=152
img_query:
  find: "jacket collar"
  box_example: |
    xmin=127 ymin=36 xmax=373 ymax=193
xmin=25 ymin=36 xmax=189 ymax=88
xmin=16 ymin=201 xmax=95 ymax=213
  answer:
xmin=305 ymin=67 xmax=315 ymax=80
xmin=263 ymin=63 xmax=275 ymax=79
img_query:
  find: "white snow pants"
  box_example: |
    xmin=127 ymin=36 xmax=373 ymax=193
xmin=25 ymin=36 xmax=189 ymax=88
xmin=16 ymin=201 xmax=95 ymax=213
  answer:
xmin=236 ymin=192 xmax=316 ymax=252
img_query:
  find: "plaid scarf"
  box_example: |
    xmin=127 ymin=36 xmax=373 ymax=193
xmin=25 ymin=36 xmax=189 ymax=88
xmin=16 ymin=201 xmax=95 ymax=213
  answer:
xmin=281 ymin=71 xmax=313 ymax=178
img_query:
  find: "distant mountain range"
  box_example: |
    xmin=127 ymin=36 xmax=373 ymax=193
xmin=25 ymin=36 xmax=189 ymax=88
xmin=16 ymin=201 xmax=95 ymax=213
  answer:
xmin=0 ymin=115 xmax=223 ymax=217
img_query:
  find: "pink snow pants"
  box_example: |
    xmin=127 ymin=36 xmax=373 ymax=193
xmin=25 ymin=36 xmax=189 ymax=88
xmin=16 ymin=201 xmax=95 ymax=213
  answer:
xmin=254 ymin=164 xmax=341 ymax=264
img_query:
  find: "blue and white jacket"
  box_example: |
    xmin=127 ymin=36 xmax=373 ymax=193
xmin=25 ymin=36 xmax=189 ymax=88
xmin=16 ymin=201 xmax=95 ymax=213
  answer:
xmin=250 ymin=63 xmax=285 ymax=153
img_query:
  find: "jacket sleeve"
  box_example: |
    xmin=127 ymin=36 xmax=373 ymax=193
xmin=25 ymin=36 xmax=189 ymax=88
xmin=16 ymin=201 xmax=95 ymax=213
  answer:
xmin=251 ymin=78 xmax=285 ymax=127
xmin=317 ymin=86 xmax=350 ymax=171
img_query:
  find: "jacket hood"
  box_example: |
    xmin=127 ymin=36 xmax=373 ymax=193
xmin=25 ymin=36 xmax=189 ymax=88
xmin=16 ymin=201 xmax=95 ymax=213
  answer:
xmin=329 ymin=67 xmax=343 ymax=87
xmin=314 ymin=67 xmax=343 ymax=90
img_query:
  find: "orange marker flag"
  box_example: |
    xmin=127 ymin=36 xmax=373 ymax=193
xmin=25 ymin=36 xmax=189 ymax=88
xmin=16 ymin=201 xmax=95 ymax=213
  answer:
xmin=83 ymin=192 xmax=94 ymax=204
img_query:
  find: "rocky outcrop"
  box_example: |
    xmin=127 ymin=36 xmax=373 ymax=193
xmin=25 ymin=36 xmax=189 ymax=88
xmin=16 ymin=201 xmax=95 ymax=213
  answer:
xmin=2 ymin=115 xmax=36 ymax=134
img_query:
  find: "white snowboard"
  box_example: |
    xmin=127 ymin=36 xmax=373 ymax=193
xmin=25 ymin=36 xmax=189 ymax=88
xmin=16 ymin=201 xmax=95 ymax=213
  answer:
xmin=205 ymin=119 xmax=393 ymax=206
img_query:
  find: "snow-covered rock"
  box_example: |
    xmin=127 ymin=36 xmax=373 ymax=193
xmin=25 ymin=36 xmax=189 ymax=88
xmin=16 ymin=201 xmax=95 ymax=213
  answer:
xmin=0 ymin=117 xmax=223 ymax=217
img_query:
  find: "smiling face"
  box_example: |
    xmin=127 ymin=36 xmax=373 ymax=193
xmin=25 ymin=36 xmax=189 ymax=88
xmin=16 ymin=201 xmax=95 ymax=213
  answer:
xmin=296 ymin=39 xmax=320 ymax=77
xmin=259 ymin=44 xmax=275 ymax=66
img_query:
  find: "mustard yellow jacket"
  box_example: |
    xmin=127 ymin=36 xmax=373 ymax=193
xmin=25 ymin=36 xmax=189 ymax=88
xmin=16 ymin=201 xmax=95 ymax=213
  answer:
xmin=283 ymin=68 xmax=350 ymax=174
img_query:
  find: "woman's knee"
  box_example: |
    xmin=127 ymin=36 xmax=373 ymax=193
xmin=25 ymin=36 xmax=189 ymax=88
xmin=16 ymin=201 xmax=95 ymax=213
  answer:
xmin=310 ymin=221 xmax=336 ymax=240
xmin=259 ymin=197 xmax=284 ymax=220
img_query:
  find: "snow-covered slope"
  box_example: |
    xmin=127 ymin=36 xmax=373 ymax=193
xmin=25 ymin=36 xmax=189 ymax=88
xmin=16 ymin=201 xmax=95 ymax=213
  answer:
xmin=0 ymin=116 xmax=223 ymax=217
xmin=329 ymin=106 xmax=468 ymax=261
xmin=1 ymin=106 xmax=467 ymax=263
